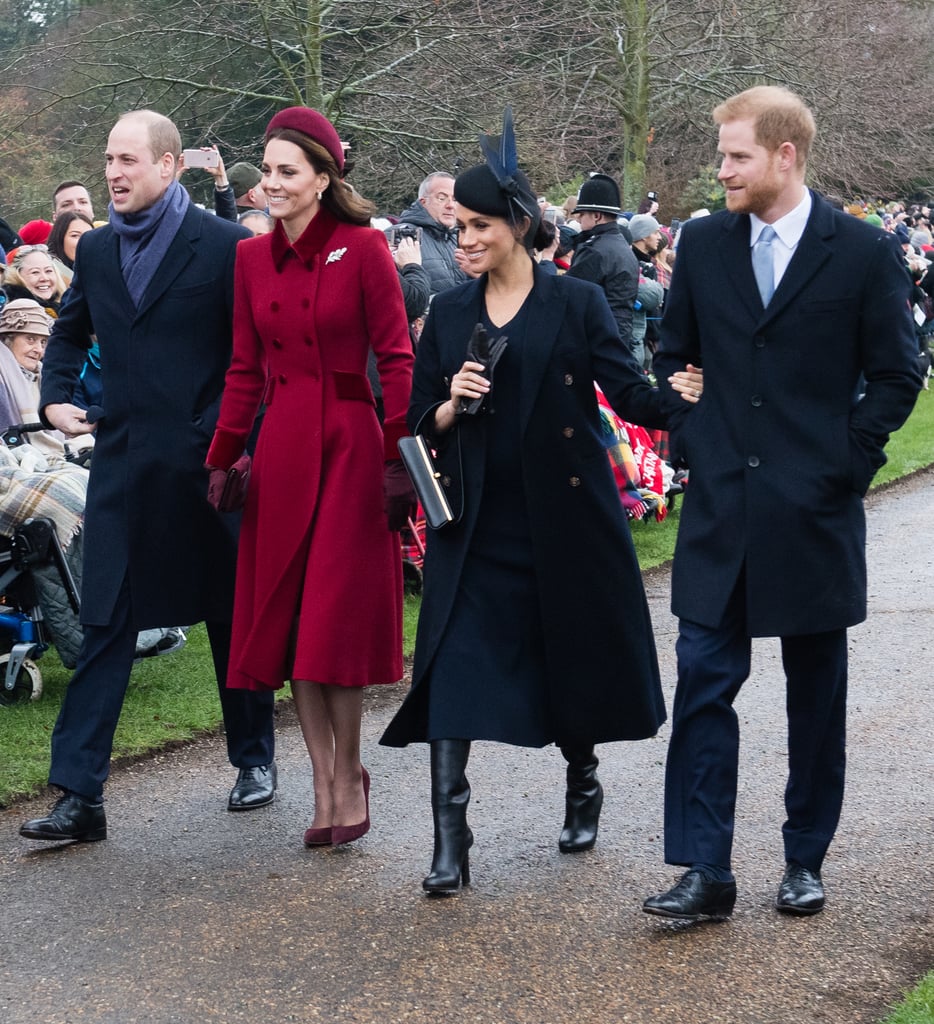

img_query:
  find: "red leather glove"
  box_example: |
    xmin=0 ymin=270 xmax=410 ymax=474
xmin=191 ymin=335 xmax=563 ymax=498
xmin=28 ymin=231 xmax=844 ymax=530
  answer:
xmin=206 ymin=454 xmax=251 ymax=513
xmin=383 ymin=459 xmax=417 ymax=532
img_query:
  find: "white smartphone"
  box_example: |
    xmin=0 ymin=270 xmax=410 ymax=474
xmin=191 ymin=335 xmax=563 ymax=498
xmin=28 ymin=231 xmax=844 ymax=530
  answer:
xmin=182 ymin=148 xmax=220 ymax=169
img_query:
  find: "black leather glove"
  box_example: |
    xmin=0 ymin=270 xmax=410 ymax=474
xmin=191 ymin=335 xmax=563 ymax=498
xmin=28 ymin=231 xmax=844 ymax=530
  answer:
xmin=461 ymin=322 xmax=508 ymax=415
xmin=383 ymin=459 xmax=417 ymax=532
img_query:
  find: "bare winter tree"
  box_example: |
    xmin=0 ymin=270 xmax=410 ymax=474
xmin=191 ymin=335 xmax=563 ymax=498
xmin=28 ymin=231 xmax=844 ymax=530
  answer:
xmin=1 ymin=0 xmax=510 ymax=216
xmin=1 ymin=0 xmax=932 ymax=225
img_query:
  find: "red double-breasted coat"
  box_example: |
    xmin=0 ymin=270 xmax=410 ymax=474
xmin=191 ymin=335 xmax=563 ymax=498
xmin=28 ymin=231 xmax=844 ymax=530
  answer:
xmin=207 ymin=212 xmax=413 ymax=690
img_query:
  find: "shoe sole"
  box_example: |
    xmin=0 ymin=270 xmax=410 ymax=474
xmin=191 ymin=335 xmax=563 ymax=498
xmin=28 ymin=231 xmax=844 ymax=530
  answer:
xmin=776 ymin=901 xmax=824 ymax=916
xmin=19 ymin=828 xmax=107 ymax=842
xmin=227 ymin=793 xmax=276 ymax=811
xmin=559 ymin=840 xmax=598 ymax=853
xmin=643 ymin=904 xmax=734 ymax=922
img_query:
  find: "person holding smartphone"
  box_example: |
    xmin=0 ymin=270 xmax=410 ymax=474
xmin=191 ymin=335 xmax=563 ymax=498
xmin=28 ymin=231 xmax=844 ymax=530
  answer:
xmin=177 ymin=146 xmax=238 ymax=223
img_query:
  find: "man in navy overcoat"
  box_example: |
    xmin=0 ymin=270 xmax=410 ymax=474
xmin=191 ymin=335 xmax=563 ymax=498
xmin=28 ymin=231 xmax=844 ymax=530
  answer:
xmin=645 ymin=86 xmax=921 ymax=922
xmin=20 ymin=111 xmax=276 ymax=844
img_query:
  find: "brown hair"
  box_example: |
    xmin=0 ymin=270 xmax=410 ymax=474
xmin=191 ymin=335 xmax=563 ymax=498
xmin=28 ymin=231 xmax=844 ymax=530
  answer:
xmin=713 ymin=86 xmax=815 ymax=170
xmin=46 ymin=211 xmax=94 ymax=262
xmin=266 ymin=127 xmax=373 ymax=226
xmin=52 ymin=180 xmax=88 ymax=205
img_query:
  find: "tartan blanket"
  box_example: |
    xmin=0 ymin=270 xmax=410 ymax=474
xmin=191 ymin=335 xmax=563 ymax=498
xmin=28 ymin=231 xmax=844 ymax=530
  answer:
xmin=596 ymin=387 xmax=669 ymax=522
xmin=0 ymin=445 xmax=87 ymax=550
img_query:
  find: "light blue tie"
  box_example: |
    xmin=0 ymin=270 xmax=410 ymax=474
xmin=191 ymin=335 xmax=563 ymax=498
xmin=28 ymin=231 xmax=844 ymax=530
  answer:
xmin=752 ymin=225 xmax=777 ymax=306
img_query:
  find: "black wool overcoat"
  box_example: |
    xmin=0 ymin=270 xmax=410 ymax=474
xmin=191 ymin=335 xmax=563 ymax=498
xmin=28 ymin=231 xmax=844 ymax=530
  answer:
xmin=381 ymin=267 xmax=669 ymax=747
xmin=654 ymin=192 xmax=921 ymax=637
xmin=40 ymin=204 xmax=250 ymax=629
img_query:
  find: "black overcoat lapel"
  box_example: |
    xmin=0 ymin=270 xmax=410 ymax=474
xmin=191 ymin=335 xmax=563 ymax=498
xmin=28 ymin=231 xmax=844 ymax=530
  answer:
xmin=717 ymin=193 xmax=836 ymax=328
xmin=760 ymin=195 xmax=835 ymax=326
xmin=519 ymin=270 xmax=566 ymax=434
xmin=134 ymin=207 xmax=199 ymax=322
xmin=101 ymin=228 xmax=138 ymax=322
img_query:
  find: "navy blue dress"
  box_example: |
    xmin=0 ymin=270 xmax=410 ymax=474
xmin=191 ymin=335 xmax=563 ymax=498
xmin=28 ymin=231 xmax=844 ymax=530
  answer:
xmin=422 ymin=298 xmax=554 ymax=746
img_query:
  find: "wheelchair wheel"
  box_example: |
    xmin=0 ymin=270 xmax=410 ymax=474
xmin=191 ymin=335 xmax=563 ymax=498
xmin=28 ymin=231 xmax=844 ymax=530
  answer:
xmin=0 ymin=655 xmax=42 ymax=706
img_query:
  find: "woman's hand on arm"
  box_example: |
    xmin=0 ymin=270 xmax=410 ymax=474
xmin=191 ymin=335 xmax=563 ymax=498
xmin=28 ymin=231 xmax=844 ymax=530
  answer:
xmin=668 ymin=363 xmax=704 ymax=404
xmin=432 ymin=360 xmax=489 ymax=433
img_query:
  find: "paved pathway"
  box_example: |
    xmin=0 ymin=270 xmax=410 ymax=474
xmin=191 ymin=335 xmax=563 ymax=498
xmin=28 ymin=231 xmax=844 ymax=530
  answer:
xmin=1 ymin=471 xmax=932 ymax=1024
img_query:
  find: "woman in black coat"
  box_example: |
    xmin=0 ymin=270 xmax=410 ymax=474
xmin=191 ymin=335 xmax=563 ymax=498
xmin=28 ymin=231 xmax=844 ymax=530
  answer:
xmin=381 ymin=113 xmax=701 ymax=893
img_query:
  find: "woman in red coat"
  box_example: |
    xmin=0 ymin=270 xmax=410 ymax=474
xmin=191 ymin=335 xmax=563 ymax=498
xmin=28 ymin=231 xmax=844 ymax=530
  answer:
xmin=207 ymin=107 xmax=415 ymax=847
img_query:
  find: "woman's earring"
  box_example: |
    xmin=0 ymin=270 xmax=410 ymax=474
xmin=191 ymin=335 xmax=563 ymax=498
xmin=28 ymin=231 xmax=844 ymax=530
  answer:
xmin=317 ymin=190 xmax=323 ymax=201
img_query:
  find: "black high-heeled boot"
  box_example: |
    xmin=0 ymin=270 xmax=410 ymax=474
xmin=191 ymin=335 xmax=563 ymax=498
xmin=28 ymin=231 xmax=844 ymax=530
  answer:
xmin=423 ymin=739 xmax=473 ymax=894
xmin=558 ymin=744 xmax=603 ymax=853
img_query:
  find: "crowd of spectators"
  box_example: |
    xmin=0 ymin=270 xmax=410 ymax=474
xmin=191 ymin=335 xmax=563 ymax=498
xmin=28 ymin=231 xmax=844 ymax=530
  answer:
xmin=2 ymin=163 xmax=932 ymax=503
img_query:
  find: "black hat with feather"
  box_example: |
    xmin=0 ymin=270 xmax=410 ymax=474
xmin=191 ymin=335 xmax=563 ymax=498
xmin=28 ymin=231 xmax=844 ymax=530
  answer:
xmin=454 ymin=107 xmax=541 ymax=246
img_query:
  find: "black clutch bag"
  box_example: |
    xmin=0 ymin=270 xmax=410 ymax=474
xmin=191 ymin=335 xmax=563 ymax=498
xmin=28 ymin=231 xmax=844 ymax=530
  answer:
xmin=397 ymin=435 xmax=455 ymax=530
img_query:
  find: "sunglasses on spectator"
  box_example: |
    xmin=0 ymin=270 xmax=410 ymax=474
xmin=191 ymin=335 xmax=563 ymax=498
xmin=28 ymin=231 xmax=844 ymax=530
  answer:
xmin=11 ymin=244 xmax=51 ymax=266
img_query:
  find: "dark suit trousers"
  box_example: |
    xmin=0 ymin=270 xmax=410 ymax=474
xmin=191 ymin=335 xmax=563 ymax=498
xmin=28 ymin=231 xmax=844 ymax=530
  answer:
xmin=49 ymin=575 xmax=275 ymax=802
xmin=663 ymin=580 xmax=847 ymax=873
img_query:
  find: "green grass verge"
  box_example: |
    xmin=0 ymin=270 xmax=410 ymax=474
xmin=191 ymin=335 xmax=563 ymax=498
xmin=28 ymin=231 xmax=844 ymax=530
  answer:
xmin=880 ymin=970 xmax=934 ymax=1024
xmin=871 ymin=384 xmax=934 ymax=486
xmin=2 ymin=391 xmax=932 ymax=808
xmin=0 ymin=624 xmax=238 ymax=804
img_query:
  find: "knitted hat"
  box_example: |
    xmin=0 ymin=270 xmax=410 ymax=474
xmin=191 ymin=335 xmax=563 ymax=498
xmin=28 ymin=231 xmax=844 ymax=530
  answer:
xmin=228 ymin=162 xmax=262 ymax=198
xmin=574 ymin=173 xmax=622 ymax=216
xmin=265 ymin=107 xmax=344 ymax=173
xmin=628 ymin=214 xmax=661 ymax=242
xmin=18 ymin=220 xmax=52 ymax=245
xmin=0 ymin=298 xmax=53 ymax=337
xmin=894 ymin=223 xmax=912 ymax=244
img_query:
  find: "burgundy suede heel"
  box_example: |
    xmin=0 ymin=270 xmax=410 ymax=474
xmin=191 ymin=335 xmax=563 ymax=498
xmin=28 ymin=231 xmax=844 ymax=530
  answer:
xmin=302 ymin=826 xmax=333 ymax=847
xmin=332 ymin=767 xmax=370 ymax=846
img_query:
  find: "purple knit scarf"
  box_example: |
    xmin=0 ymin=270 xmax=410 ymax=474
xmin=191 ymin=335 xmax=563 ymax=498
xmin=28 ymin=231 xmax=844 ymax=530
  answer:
xmin=109 ymin=179 xmax=190 ymax=307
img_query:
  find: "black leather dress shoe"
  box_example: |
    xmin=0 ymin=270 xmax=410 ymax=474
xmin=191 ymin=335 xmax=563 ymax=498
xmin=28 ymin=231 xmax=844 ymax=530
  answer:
xmin=776 ymin=862 xmax=825 ymax=915
xmin=228 ymin=763 xmax=277 ymax=811
xmin=20 ymin=792 xmax=107 ymax=842
xmin=643 ymin=870 xmax=737 ymax=921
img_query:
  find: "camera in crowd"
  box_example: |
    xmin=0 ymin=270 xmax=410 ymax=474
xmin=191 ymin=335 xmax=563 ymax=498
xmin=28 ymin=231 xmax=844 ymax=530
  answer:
xmin=384 ymin=224 xmax=422 ymax=247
